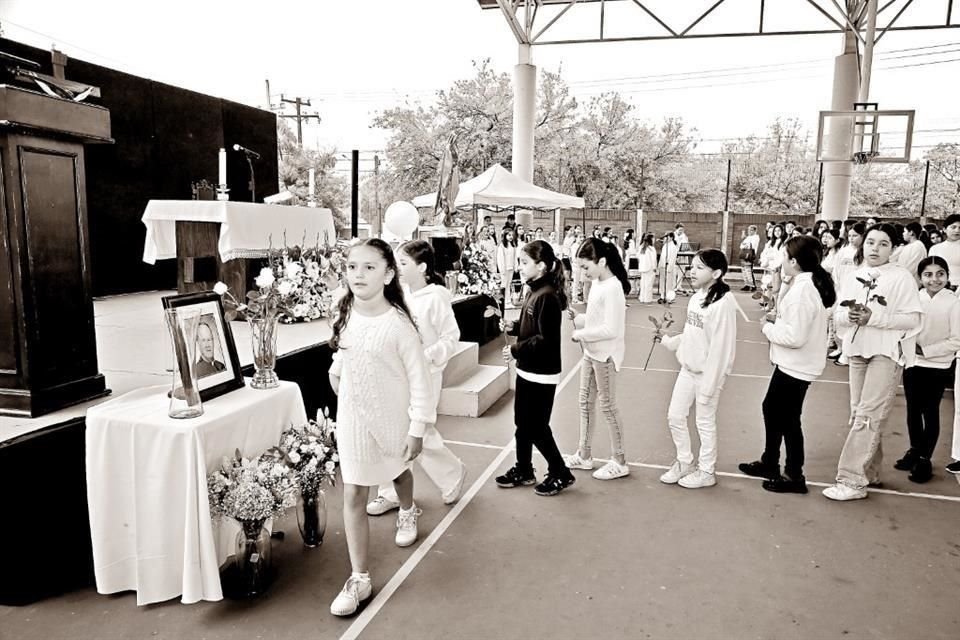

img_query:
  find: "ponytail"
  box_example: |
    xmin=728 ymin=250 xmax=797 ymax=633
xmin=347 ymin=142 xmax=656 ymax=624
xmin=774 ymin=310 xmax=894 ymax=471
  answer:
xmin=521 ymin=240 xmax=568 ymax=311
xmin=784 ymin=235 xmax=837 ymax=308
xmin=695 ymin=249 xmax=730 ymax=308
xmin=576 ymin=238 xmax=630 ymax=295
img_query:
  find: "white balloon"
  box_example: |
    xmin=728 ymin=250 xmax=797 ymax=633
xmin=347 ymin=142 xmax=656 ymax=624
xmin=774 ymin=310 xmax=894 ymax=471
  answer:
xmin=384 ymin=201 xmax=419 ymax=238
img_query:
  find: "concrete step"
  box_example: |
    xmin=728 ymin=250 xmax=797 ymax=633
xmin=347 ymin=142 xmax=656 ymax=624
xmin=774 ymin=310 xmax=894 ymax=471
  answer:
xmin=442 ymin=341 xmax=479 ymax=386
xmin=438 ymin=364 xmax=510 ymax=418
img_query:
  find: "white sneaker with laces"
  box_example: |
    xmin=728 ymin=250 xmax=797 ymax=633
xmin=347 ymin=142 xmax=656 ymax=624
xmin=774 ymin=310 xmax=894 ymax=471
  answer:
xmin=659 ymin=460 xmax=694 ymax=484
xmin=395 ymin=506 xmax=422 ymax=547
xmin=678 ymin=469 xmax=717 ymax=489
xmin=366 ymin=495 xmax=400 ymax=516
xmin=564 ymin=452 xmax=595 ymax=470
xmin=330 ymin=575 xmax=373 ymax=617
xmin=442 ymin=464 xmax=468 ymax=505
xmin=592 ymin=460 xmax=630 ymax=480
xmin=822 ymin=483 xmax=868 ymax=501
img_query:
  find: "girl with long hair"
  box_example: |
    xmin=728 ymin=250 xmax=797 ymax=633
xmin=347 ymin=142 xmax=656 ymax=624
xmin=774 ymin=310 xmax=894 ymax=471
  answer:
xmin=823 ymin=224 xmax=923 ymax=501
xmin=637 ymin=233 xmax=658 ymax=303
xmin=496 ymin=230 xmax=519 ymax=308
xmin=565 ymin=239 xmax=632 ymax=480
xmin=656 ymin=249 xmax=738 ymax=489
xmin=495 ymin=241 xmax=576 ymax=496
xmin=327 ymin=239 xmax=435 ymax=616
xmin=739 ymin=236 xmax=836 ymax=494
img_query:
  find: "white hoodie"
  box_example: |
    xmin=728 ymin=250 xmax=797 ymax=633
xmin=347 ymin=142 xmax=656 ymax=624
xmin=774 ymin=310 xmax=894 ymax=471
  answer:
xmin=661 ymin=289 xmax=737 ymax=401
xmin=405 ymin=284 xmax=461 ymax=374
xmin=761 ymin=272 xmax=828 ymax=381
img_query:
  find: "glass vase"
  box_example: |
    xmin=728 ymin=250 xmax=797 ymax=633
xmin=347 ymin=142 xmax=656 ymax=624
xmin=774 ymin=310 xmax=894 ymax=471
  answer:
xmin=296 ymin=487 xmax=327 ymax=548
xmin=164 ymin=307 xmax=203 ymax=419
xmin=229 ymin=518 xmax=273 ymax=598
xmin=444 ymin=270 xmax=460 ymax=296
xmin=248 ymin=316 xmax=279 ymax=389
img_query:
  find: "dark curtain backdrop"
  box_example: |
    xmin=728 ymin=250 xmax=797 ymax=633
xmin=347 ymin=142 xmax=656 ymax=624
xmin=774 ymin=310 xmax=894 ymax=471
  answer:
xmin=0 ymin=38 xmax=279 ymax=296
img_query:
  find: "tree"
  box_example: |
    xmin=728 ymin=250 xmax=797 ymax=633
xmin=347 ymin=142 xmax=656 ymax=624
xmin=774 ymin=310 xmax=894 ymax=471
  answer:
xmin=277 ymin=120 xmax=349 ymax=231
xmin=924 ymin=143 xmax=960 ymax=217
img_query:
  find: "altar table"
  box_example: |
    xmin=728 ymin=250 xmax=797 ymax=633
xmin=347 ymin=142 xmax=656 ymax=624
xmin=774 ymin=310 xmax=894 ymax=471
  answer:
xmin=85 ymin=380 xmax=307 ymax=605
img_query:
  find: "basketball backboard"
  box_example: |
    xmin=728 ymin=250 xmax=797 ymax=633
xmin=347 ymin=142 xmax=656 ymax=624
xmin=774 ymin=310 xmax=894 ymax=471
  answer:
xmin=816 ymin=106 xmax=915 ymax=164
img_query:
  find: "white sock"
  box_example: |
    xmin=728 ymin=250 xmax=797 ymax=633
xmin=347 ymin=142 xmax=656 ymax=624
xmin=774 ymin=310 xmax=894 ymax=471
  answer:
xmin=399 ymin=503 xmax=417 ymax=514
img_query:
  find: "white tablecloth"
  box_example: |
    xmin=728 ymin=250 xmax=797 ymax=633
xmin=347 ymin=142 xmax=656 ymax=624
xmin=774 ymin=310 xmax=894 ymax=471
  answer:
xmin=85 ymin=380 xmax=307 ymax=605
xmin=141 ymin=200 xmax=337 ymax=264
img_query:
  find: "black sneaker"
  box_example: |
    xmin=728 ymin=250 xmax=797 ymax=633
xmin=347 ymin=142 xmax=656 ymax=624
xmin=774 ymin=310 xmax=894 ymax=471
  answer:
xmin=894 ymin=449 xmax=920 ymax=471
xmin=908 ymin=458 xmax=933 ymax=484
xmin=762 ymin=475 xmax=808 ymax=494
xmin=946 ymin=460 xmax=960 ymax=475
xmin=738 ymin=460 xmax=780 ymax=480
xmin=495 ymin=465 xmax=537 ymax=488
xmin=533 ymin=473 xmax=576 ymax=496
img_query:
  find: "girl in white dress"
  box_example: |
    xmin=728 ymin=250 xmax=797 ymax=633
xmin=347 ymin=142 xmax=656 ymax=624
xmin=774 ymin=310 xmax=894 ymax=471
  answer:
xmin=496 ymin=230 xmax=518 ymax=308
xmin=327 ymin=239 xmax=436 ymax=616
xmin=637 ymin=233 xmax=658 ymax=303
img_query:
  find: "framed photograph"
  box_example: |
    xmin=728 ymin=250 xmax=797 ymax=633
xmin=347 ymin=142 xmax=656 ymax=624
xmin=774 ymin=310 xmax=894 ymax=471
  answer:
xmin=162 ymin=291 xmax=245 ymax=401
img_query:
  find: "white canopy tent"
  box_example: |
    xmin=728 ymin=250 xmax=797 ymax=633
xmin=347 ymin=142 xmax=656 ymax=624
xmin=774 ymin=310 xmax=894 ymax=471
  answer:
xmin=411 ymin=163 xmax=584 ymax=210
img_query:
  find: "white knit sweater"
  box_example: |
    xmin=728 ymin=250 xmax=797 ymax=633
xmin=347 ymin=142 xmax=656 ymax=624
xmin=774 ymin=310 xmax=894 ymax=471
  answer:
xmin=330 ymin=308 xmax=436 ymax=460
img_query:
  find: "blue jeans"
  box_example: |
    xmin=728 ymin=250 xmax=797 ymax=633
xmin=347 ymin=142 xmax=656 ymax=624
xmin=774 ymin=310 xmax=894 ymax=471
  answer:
xmin=578 ymin=355 xmax=626 ymax=461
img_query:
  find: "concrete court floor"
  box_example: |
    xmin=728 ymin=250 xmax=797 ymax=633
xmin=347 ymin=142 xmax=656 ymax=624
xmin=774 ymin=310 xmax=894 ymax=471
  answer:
xmin=3 ymin=291 xmax=959 ymax=640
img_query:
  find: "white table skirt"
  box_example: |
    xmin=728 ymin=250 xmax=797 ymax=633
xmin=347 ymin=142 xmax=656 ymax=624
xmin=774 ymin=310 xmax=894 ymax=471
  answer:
xmin=141 ymin=200 xmax=336 ymax=264
xmin=85 ymin=380 xmax=307 ymax=605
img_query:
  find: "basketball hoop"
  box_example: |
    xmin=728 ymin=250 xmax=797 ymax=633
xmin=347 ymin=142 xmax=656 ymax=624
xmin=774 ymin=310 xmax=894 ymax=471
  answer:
xmin=852 ymin=151 xmax=878 ymax=165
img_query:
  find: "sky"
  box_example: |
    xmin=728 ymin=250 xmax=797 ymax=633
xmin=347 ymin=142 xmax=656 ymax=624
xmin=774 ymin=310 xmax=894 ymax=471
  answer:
xmin=2 ymin=0 xmax=958 ymax=162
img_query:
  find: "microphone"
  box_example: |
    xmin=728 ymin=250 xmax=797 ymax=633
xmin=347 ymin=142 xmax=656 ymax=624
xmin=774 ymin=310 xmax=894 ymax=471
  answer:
xmin=233 ymin=143 xmax=261 ymax=160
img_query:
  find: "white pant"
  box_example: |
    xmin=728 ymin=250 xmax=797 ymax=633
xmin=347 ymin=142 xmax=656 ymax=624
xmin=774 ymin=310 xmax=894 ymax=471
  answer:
xmin=638 ymin=270 xmax=655 ymax=303
xmin=953 ymin=366 xmax=960 ymax=460
xmin=666 ymin=367 xmax=720 ymax=474
xmin=378 ymin=372 xmax=463 ymax=501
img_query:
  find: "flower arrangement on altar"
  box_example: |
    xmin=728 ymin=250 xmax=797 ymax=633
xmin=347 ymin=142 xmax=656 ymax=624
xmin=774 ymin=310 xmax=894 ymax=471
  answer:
xmin=207 ymin=449 xmax=298 ymax=523
xmin=215 ymin=241 xmax=347 ymax=323
xmin=265 ymin=409 xmax=339 ymax=494
xmin=456 ymin=244 xmax=498 ymax=297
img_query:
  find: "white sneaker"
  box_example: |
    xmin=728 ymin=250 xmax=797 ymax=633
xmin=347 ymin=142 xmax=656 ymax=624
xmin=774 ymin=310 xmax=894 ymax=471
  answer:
xmin=366 ymin=495 xmax=400 ymax=516
xmin=564 ymin=452 xmax=595 ymax=470
xmin=678 ymin=469 xmax=716 ymax=489
xmin=592 ymin=460 xmax=630 ymax=480
xmin=330 ymin=575 xmax=372 ymax=617
xmin=395 ymin=506 xmax=422 ymax=547
xmin=822 ymin=483 xmax=868 ymax=501
xmin=659 ymin=460 xmax=695 ymax=484
xmin=442 ymin=464 xmax=468 ymax=505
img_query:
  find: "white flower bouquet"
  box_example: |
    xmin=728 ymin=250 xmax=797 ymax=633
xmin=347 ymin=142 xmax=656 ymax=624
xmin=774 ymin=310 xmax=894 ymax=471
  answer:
xmin=458 ymin=245 xmax=499 ymax=298
xmin=207 ymin=448 xmax=298 ymax=523
xmin=265 ymin=408 xmax=339 ymax=494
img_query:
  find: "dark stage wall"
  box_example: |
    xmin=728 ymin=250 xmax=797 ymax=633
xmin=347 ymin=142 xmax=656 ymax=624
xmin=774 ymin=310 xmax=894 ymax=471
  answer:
xmin=0 ymin=39 xmax=279 ymax=296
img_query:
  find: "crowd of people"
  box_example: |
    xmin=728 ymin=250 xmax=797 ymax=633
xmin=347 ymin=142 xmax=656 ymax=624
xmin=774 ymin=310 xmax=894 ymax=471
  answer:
xmin=322 ymin=215 xmax=960 ymax=617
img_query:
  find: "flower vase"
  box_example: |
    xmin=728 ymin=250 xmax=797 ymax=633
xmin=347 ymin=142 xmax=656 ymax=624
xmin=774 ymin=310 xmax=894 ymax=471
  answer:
xmin=227 ymin=519 xmax=273 ymax=598
xmin=296 ymin=487 xmax=327 ymax=548
xmin=164 ymin=307 xmax=203 ymax=419
xmin=249 ymin=316 xmax=279 ymax=389
xmin=445 ymin=271 xmax=460 ymax=296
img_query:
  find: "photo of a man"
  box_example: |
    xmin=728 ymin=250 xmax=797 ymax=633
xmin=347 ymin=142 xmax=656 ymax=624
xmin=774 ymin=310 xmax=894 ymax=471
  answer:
xmin=195 ymin=318 xmax=226 ymax=378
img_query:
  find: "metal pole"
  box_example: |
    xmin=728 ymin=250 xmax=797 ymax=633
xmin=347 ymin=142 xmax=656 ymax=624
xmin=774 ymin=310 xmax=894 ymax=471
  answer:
xmin=351 ymin=150 xmax=359 ymax=238
xmin=815 ymin=161 xmax=824 ymax=215
xmin=724 ymin=158 xmax=732 ymax=211
xmin=295 ymin=99 xmax=303 ymax=147
xmin=920 ymin=159 xmax=930 ymax=225
xmin=373 ymin=154 xmax=381 ymax=238
xmin=858 ymin=0 xmax=878 ymax=103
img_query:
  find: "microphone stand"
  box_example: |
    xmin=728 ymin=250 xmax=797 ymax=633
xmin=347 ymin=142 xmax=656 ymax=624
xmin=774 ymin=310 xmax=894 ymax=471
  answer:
xmin=244 ymin=154 xmax=256 ymax=203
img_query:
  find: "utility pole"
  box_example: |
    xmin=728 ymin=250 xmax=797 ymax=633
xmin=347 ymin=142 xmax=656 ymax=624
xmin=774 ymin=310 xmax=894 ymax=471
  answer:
xmin=279 ymin=95 xmax=321 ymax=147
xmin=373 ymin=154 xmax=382 ymax=238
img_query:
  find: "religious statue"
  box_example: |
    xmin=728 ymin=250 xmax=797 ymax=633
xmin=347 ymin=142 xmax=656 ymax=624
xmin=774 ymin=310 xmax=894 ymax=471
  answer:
xmin=433 ymin=133 xmax=460 ymax=227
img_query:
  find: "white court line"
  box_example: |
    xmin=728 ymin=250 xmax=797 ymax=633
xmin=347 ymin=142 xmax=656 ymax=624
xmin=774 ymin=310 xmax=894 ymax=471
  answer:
xmin=443 ymin=439 xmax=503 ymax=451
xmin=338 ymin=360 xmax=583 ymax=640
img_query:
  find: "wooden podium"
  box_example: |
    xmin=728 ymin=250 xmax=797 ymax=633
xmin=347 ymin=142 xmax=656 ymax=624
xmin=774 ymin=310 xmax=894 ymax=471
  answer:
xmin=0 ymin=85 xmax=112 ymax=416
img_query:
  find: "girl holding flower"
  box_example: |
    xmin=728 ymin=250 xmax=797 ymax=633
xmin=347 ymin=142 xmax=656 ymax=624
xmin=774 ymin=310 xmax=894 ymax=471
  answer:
xmin=823 ymin=224 xmax=923 ymax=501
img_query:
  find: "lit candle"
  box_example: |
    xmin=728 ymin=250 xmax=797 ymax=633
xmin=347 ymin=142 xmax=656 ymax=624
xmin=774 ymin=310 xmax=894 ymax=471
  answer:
xmin=218 ymin=148 xmax=227 ymax=186
xmin=308 ymin=168 xmax=315 ymax=197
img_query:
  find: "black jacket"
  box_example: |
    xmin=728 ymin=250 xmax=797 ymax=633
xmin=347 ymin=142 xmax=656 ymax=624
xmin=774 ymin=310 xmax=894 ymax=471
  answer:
xmin=508 ymin=278 xmax=562 ymax=376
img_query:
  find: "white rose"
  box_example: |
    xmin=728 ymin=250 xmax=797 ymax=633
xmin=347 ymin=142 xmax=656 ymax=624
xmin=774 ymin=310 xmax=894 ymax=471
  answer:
xmin=324 ymin=461 xmax=336 ymax=473
xmin=458 ymin=273 xmax=469 ymax=284
xmin=255 ymin=267 xmax=275 ymax=288
xmin=288 ymin=451 xmax=301 ymax=464
xmin=284 ymin=262 xmax=303 ymax=279
xmin=213 ymin=281 xmax=229 ymax=295
xmin=277 ymin=279 xmax=296 ymax=296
